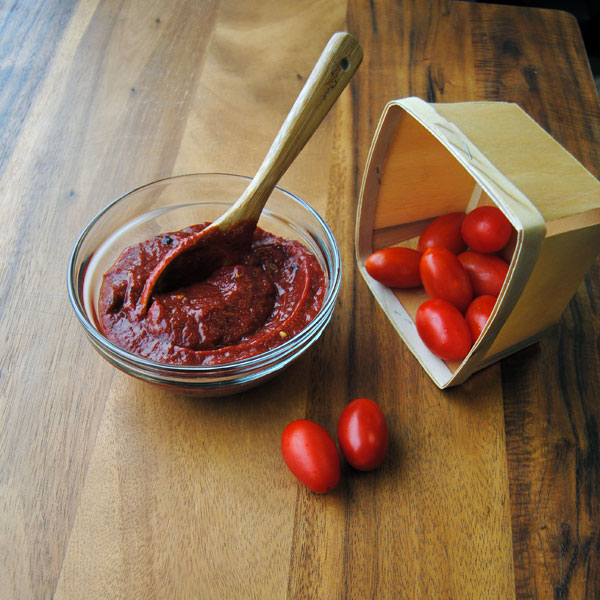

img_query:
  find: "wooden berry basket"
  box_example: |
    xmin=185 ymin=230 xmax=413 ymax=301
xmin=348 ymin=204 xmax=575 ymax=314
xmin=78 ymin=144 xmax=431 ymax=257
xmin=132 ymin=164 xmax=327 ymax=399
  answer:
xmin=355 ymin=97 xmax=600 ymax=388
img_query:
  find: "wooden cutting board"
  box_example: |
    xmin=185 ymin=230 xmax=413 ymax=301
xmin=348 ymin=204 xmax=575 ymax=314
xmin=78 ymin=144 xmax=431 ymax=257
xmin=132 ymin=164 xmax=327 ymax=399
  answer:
xmin=1 ymin=0 xmax=598 ymax=598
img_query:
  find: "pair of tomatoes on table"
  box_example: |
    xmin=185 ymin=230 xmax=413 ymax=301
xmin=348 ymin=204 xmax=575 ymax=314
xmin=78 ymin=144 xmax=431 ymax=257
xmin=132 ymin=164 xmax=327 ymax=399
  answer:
xmin=366 ymin=206 xmax=514 ymax=362
xmin=281 ymin=398 xmax=388 ymax=494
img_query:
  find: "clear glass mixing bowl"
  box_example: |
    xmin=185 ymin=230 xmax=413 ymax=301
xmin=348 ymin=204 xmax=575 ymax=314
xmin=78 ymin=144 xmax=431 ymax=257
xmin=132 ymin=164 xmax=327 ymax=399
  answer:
xmin=67 ymin=173 xmax=341 ymax=396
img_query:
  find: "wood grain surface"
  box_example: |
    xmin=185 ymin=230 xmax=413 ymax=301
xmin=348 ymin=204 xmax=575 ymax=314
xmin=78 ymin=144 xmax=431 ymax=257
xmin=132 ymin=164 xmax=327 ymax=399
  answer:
xmin=0 ymin=1 xmax=598 ymax=598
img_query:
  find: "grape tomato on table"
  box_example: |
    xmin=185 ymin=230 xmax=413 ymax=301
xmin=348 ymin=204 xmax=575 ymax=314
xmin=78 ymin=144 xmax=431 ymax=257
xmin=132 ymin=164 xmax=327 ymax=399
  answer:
xmin=281 ymin=419 xmax=340 ymax=493
xmin=337 ymin=398 xmax=388 ymax=471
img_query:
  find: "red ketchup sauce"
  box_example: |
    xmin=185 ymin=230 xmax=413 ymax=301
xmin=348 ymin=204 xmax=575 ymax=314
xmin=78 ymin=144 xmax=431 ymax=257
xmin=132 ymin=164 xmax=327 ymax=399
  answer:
xmin=97 ymin=224 xmax=326 ymax=365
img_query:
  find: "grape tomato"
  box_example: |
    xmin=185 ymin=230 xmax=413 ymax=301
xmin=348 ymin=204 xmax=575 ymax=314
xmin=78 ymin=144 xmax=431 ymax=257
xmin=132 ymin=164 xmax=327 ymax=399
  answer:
xmin=281 ymin=419 xmax=340 ymax=493
xmin=337 ymin=398 xmax=388 ymax=471
xmin=458 ymin=251 xmax=509 ymax=297
xmin=416 ymin=298 xmax=473 ymax=361
xmin=420 ymin=247 xmax=473 ymax=313
xmin=365 ymin=247 xmax=422 ymax=288
xmin=418 ymin=212 xmax=467 ymax=254
xmin=466 ymin=295 xmax=497 ymax=341
xmin=461 ymin=205 xmax=513 ymax=253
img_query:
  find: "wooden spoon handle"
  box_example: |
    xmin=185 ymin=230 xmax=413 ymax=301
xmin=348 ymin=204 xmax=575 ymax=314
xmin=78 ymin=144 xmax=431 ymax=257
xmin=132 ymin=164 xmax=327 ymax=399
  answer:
xmin=216 ymin=32 xmax=363 ymax=229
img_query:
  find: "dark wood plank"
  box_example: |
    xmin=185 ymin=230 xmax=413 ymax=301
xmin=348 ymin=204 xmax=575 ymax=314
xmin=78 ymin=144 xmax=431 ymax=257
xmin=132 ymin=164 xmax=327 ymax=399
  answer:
xmin=466 ymin=4 xmax=600 ymax=598
xmin=346 ymin=1 xmax=600 ymax=598
xmin=297 ymin=1 xmax=518 ymax=596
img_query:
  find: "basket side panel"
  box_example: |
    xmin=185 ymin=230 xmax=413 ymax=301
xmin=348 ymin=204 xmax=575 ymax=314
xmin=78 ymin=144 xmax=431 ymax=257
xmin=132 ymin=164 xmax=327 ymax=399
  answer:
xmin=484 ymin=222 xmax=600 ymax=359
xmin=433 ymin=102 xmax=600 ymax=224
xmin=375 ymin=110 xmax=477 ymax=230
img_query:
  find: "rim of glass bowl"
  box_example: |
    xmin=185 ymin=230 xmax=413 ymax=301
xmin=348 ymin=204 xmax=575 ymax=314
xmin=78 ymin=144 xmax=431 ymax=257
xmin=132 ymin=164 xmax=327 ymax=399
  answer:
xmin=67 ymin=173 xmax=341 ymax=377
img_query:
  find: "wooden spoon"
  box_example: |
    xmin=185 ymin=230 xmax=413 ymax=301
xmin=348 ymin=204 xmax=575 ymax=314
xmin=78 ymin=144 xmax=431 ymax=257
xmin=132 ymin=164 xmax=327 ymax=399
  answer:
xmin=138 ymin=32 xmax=363 ymax=311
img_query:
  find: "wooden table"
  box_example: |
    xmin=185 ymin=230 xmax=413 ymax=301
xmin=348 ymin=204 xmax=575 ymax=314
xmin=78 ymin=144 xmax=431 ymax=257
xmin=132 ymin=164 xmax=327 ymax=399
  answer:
xmin=2 ymin=1 xmax=599 ymax=597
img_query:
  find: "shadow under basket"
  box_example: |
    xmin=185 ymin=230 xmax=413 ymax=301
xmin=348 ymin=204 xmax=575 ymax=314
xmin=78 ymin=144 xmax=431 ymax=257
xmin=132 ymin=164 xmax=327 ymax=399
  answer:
xmin=356 ymin=97 xmax=600 ymax=388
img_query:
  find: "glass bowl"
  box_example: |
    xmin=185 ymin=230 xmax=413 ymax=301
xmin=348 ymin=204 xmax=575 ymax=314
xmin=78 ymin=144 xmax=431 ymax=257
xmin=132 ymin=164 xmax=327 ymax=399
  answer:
xmin=67 ymin=173 xmax=341 ymax=396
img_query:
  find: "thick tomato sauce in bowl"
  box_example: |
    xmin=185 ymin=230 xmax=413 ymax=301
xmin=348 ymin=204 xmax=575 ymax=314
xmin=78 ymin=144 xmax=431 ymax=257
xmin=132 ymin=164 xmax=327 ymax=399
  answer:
xmin=68 ymin=173 xmax=341 ymax=396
